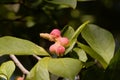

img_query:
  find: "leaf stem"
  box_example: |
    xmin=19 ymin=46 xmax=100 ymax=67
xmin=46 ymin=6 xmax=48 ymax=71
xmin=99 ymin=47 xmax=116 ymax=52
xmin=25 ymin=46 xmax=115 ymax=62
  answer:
xmin=32 ymin=54 xmax=41 ymax=60
xmin=9 ymin=54 xmax=30 ymax=75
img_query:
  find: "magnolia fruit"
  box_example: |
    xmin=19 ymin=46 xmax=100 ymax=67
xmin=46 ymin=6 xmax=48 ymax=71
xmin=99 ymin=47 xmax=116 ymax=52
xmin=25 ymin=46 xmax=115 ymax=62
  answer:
xmin=50 ymin=29 xmax=61 ymax=38
xmin=55 ymin=45 xmax=65 ymax=56
xmin=40 ymin=28 xmax=69 ymax=56
xmin=49 ymin=43 xmax=65 ymax=56
xmin=57 ymin=37 xmax=69 ymax=47
xmin=49 ymin=43 xmax=57 ymax=54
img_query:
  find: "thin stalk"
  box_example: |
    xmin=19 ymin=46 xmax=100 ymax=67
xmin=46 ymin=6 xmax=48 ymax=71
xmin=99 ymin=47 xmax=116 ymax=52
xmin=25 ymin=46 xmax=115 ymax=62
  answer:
xmin=9 ymin=54 xmax=30 ymax=75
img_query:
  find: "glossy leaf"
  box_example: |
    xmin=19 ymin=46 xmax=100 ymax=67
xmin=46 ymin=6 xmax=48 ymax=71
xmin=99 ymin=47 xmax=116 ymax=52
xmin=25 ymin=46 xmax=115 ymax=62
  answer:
xmin=73 ymin=47 xmax=88 ymax=62
xmin=26 ymin=57 xmax=50 ymax=80
xmin=45 ymin=0 xmax=77 ymax=9
xmin=0 ymin=61 xmax=15 ymax=80
xmin=61 ymin=26 xmax=75 ymax=40
xmin=48 ymin=58 xmax=83 ymax=80
xmin=77 ymin=42 xmax=108 ymax=68
xmin=65 ymin=20 xmax=90 ymax=54
xmin=81 ymin=24 xmax=115 ymax=66
xmin=0 ymin=36 xmax=49 ymax=56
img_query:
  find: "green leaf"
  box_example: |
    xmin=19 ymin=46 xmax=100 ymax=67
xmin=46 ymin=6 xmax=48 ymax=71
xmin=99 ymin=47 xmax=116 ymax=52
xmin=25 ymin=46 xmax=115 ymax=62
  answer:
xmin=48 ymin=58 xmax=83 ymax=80
xmin=73 ymin=47 xmax=88 ymax=62
xmin=0 ymin=36 xmax=49 ymax=56
xmin=65 ymin=20 xmax=90 ymax=54
xmin=77 ymin=42 xmax=108 ymax=68
xmin=26 ymin=57 xmax=50 ymax=80
xmin=81 ymin=24 xmax=115 ymax=66
xmin=0 ymin=61 xmax=15 ymax=80
xmin=84 ymin=61 xmax=95 ymax=68
xmin=45 ymin=0 xmax=77 ymax=9
xmin=61 ymin=26 xmax=75 ymax=40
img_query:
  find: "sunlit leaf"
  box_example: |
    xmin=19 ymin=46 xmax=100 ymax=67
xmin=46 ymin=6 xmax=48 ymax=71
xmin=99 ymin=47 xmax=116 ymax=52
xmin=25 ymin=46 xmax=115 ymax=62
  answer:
xmin=77 ymin=42 xmax=108 ymax=68
xmin=0 ymin=61 xmax=15 ymax=80
xmin=81 ymin=24 xmax=115 ymax=67
xmin=48 ymin=58 xmax=83 ymax=80
xmin=65 ymin=20 xmax=90 ymax=54
xmin=26 ymin=57 xmax=50 ymax=80
xmin=73 ymin=47 xmax=88 ymax=62
xmin=45 ymin=0 xmax=77 ymax=9
xmin=0 ymin=36 xmax=49 ymax=56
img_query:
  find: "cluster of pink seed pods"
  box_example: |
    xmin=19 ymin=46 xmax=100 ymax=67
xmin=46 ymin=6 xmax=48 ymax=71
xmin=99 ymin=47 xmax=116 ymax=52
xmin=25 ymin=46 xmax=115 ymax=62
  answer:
xmin=40 ymin=29 xmax=69 ymax=56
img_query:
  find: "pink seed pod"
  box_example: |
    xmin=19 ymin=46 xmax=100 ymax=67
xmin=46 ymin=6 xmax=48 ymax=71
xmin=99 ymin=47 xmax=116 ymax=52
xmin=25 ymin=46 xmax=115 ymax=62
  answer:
xmin=57 ymin=37 xmax=69 ymax=47
xmin=50 ymin=29 xmax=61 ymax=38
xmin=49 ymin=43 xmax=65 ymax=56
xmin=55 ymin=45 xmax=65 ymax=56
xmin=49 ymin=43 xmax=57 ymax=54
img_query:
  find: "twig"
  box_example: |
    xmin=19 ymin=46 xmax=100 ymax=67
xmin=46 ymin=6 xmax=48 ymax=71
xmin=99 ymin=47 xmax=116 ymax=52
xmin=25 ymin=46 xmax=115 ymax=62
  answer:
xmin=9 ymin=54 xmax=30 ymax=75
xmin=32 ymin=54 xmax=41 ymax=60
